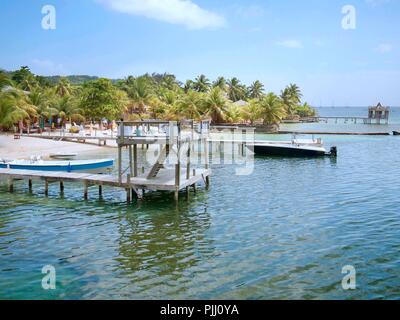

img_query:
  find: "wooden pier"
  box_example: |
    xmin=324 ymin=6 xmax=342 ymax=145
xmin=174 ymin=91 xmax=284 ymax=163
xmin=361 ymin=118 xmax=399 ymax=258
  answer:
xmin=0 ymin=167 xmax=210 ymax=202
xmin=1 ymin=120 xmax=212 ymax=202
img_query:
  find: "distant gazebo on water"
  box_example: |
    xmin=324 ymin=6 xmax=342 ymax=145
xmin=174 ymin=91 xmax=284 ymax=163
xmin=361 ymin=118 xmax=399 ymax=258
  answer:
xmin=367 ymin=103 xmax=390 ymax=124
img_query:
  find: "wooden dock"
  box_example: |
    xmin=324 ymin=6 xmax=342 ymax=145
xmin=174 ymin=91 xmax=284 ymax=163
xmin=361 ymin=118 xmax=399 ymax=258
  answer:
xmin=23 ymin=133 xmax=115 ymax=146
xmin=278 ymin=131 xmax=390 ymax=136
xmin=0 ymin=167 xmax=210 ymax=202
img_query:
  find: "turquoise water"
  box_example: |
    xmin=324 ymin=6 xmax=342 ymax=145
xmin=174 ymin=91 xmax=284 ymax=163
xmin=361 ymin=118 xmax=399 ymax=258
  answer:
xmin=1 ymin=108 xmax=400 ymax=300
xmin=281 ymin=106 xmax=400 ymax=133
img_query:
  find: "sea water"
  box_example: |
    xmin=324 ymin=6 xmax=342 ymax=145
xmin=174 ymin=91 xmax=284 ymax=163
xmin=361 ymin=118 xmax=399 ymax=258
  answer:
xmin=1 ymin=107 xmax=400 ymax=299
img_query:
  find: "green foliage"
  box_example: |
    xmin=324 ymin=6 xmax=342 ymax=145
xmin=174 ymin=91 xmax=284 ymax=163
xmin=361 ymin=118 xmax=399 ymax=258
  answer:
xmin=227 ymin=77 xmax=247 ymax=102
xmin=257 ymin=93 xmax=287 ymax=125
xmin=295 ymin=103 xmax=317 ymax=117
xmin=0 ymin=66 xmax=315 ymax=130
xmin=248 ymin=80 xmax=265 ymax=99
xmin=80 ymin=78 xmax=127 ymax=120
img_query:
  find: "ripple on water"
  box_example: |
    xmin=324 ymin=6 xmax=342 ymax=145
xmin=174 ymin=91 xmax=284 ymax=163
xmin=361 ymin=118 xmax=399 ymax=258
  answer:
xmin=1 ymin=135 xmax=400 ymax=299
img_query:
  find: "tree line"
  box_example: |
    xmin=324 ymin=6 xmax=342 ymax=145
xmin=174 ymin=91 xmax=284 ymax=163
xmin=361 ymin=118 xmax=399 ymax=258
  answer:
xmin=0 ymin=66 xmax=316 ymax=130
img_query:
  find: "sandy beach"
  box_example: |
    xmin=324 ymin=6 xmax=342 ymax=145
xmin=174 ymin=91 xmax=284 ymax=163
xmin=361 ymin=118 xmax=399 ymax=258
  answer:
xmin=0 ymin=134 xmax=110 ymax=160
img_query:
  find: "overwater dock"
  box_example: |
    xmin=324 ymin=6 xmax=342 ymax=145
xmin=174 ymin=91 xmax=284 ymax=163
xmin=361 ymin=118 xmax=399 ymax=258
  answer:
xmin=1 ymin=120 xmax=212 ymax=202
xmin=0 ymin=167 xmax=210 ymax=202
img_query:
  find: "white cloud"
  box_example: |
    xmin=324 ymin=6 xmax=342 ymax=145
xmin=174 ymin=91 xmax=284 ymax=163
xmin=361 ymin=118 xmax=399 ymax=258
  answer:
xmin=97 ymin=0 xmax=225 ymax=30
xmin=375 ymin=43 xmax=393 ymax=53
xmin=276 ymin=39 xmax=304 ymax=49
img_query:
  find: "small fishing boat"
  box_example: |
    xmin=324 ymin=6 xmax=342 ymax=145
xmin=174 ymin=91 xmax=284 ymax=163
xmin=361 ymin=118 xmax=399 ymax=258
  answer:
xmin=49 ymin=152 xmax=77 ymax=160
xmin=0 ymin=158 xmax=114 ymax=172
xmin=247 ymin=143 xmax=337 ymax=157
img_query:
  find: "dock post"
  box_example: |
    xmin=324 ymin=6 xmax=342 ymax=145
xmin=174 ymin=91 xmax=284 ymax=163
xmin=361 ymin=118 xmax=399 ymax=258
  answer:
xmin=186 ymin=143 xmax=191 ymax=181
xmin=8 ymin=178 xmax=13 ymax=193
xmin=175 ymin=163 xmax=180 ymax=201
xmin=129 ymin=145 xmax=133 ymax=177
xmin=44 ymin=179 xmax=49 ymax=196
xmin=204 ymin=138 xmax=209 ymax=170
xmin=28 ymin=179 xmax=32 ymax=192
xmin=118 ymin=146 xmax=122 ymax=183
xmin=99 ymin=185 xmax=103 ymax=198
xmin=126 ymin=174 xmax=131 ymax=203
xmin=126 ymin=188 xmax=131 ymax=203
xmin=60 ymin=181 xmax=64 ymax=193
xmin=83 ymin=181 xmax=88 ymax=200
xmin=133 ymin=144 xmax=138 ymax=177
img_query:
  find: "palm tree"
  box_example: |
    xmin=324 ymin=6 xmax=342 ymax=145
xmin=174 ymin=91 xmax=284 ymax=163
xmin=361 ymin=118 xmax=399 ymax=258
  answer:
xmin=202 ymin=88 xmax=229 ymax=124
xmin=177 ymin=90 xmax=202 ymax=120
xmin=55 ymin=78 xmax=73 ymax=97
xmin=248 ymin=80 xmax=265 ymax=99
xmin=184 ymin=80 xmax=194 ymax=93
xmin=257 ymin=93 xmax=287 ymax=125
xmin=287 ymin=83 xmax=302 ymax=104
xmin=25 ymin=88 xmax=57 ymax=129
xmin=0 ymin=89 xmax=36 ymax=130
xmin=280 ymin=87 xmax=295 ymax=116
xmin=213 ymin=77 xmax=227 ymax=91
xmin=123 ymin=77 xmax=153 ymax=114
xmin=295 ymin=102 xmax=316 ymax=117
xmin=193 ymin=75 xmax=211 ymax=93
xmin=240 ymin=99 xmax=261 ymax=125
xmin=54 ymin=96 xmax=85 ymax=127
xmin=0 ymin=71 xmax=12 ymax=89
xmin=227 ymin=77 xmax=247 ymax=102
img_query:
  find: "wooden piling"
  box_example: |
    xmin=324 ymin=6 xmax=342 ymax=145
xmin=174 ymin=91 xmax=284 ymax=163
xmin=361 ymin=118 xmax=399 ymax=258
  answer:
xmin=99 ymin=185 xmax=103 ymax=197
xmin=44 ymin=179 xmax=49 ymax=196
xmin=60 ymin=181 xmax=64 ymax=193
xmin=8 ymin=178 xmax=13 ymax=193
xmin=28 ymin=179 xmax=32 ymax=192
xmin=133 ymin=144 xmax=138 ymax=177
xmin=83 ymin=181 xmax=88 ymax=200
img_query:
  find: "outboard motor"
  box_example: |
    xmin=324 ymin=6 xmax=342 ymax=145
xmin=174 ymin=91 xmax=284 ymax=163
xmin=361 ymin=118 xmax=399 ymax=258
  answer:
xmin=330 ymin=146 xmax=338 ymax=157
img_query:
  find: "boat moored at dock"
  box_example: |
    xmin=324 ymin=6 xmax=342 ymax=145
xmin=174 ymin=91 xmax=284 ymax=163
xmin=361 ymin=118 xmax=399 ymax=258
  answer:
xmin=247 ymin=142 xmax=337 ymax=157
xmin=0 ymin=158 xmax=114 ymax=172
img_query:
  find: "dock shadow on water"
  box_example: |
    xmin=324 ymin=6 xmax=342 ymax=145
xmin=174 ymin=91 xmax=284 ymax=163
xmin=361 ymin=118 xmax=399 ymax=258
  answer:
xmin=1 ymin=133 xmax=400 ymax=299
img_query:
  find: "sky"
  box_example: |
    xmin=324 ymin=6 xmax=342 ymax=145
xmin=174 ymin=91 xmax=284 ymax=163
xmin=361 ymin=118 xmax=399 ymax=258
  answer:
xmin=0 ymin=0 xmax=399 ymax=106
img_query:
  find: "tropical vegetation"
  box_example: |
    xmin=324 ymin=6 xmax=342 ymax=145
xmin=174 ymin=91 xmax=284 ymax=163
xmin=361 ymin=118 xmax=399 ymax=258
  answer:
xmin=0 ymin=66 xmax=316 ymax=131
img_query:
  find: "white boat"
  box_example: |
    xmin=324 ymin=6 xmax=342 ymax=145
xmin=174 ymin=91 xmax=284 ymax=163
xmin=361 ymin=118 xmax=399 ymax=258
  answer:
xmin=0 ymin=158 xmax=114 ymax=172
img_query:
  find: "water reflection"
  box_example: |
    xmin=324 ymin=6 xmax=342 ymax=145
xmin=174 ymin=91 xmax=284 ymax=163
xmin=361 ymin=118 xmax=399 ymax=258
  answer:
xmin=114 ymin=192 xmax=215 ymax=296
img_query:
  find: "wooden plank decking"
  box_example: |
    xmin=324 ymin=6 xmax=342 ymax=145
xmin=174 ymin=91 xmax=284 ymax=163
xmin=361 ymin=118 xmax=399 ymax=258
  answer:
xmin=0 ymin=168 xmax=211 ymax=201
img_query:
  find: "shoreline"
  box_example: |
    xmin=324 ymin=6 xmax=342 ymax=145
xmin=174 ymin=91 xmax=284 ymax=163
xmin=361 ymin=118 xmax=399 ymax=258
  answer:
xmin=0 ymin=134 xmax=111 ymax=160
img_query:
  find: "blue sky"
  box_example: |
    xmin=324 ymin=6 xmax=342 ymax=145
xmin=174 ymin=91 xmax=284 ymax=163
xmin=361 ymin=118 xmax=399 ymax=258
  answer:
xmin=0 ymin=0 xmax=399 ymax=106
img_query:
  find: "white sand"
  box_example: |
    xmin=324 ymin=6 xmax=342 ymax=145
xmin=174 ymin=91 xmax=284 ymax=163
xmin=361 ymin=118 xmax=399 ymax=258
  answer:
xmin=0 ymin=134 xmax=110 ymax=160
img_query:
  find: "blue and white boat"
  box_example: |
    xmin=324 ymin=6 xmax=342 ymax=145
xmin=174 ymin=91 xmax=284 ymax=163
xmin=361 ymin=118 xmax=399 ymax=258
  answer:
xmin=0 ymin=158 xmax=114 ymax=172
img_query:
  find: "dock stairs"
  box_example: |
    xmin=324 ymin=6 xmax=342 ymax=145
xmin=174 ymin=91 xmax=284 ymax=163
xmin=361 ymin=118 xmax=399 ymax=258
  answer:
xmin=147 ymin=145 xmax=170 ymax=179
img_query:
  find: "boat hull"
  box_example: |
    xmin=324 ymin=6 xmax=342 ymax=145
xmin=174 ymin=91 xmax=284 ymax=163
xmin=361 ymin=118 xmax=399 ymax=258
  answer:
xmin=250 ymin=145 xmax=327 ymax=157
xmin=0 ymin=159 xmax=114 ymax=172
